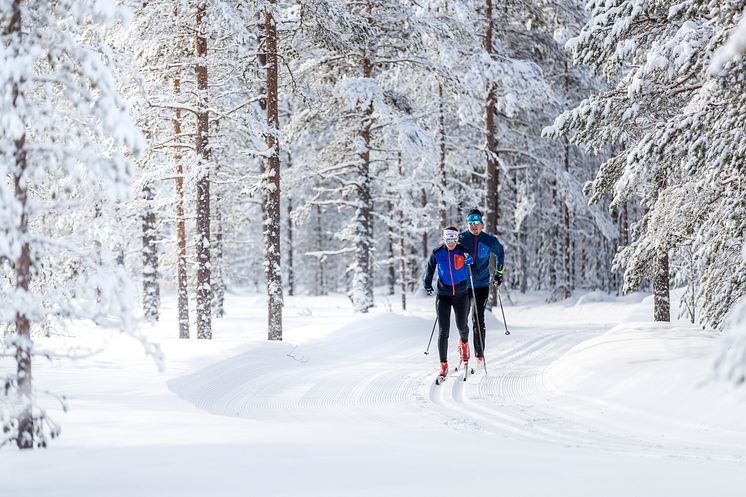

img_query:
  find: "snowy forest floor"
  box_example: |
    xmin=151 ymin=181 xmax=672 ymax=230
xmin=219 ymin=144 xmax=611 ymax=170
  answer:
xmin=3 ymin=289 xmax=746 ymax=497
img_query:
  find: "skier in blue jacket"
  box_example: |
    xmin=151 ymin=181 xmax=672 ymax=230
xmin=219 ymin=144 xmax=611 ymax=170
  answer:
xmin=423 ymin=227 xmax=474 ymax=381
xmin=459 ymin=208 xmax=505 ymax=368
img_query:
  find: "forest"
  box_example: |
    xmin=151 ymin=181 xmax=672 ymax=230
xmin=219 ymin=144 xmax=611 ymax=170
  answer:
xmin=1 ymin=0 xmax=745 ymax=481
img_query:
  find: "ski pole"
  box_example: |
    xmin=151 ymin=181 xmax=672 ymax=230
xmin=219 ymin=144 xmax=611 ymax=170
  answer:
xmin=424 ymin=296 xmax=439 ymax=355
xmin=497 ymin=287 xmax=511 ymax=336
xmin=424 ymin=316 xmax=438 ymax=355
xmin=467 ymin=265 xmax=488 ymax=374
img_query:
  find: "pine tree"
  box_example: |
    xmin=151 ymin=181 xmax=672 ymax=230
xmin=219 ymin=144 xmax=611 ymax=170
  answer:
xmin=1 ymin=0 xmax=145 ymax=448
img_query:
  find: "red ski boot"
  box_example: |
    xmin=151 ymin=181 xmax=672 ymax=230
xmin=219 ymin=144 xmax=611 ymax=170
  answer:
xmin=458 ymin=339 xmax=470 ymax=381
xmin=435 ymin=362 xmax=448 ymax=385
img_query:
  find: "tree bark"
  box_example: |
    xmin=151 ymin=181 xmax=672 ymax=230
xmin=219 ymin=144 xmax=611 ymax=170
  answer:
xmin=212 ymin=197 xmax=225 ymax=318
xmin=485 ymin=0 xmax=499 ymax=309
xmin=438 ymin=82 xmax=447 ymax=228
xmin=352 ymin=47 xmax=374 ymax=314
xmin=173 ymin=77 xmax=189 ymax=339
xmin=286 ymin=154 xmax=294 ymax=297
xmin=316 ymin=205 xmax=326 ymax=296
xmin=397 ymin=157 xmax=407 ymax=310
xmin=9 ymin=0 xmax=33 ymax=449
xmin=653 ymin=251 xmax=671 ymax=322
xmin=194 ymin=3 xmax=212 ymax=339
xmin=387 ymin=201 xmax=396 ymax=295
xmin=141 ymin=184 xmax=160 ymax=322
xmin=264 ymin=1 xmax=283 ymax=340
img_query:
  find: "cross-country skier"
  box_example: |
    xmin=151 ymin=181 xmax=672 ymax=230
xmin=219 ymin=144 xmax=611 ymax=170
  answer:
xmin=459 ymin=208 xmax=505 ymax=370
xmin=423 ymin=227 xmax=474 ymax=384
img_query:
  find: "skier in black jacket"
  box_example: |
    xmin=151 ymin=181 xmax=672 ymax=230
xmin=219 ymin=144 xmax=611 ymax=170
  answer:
xmin=424 ymin=227 xmax=474 ymax=382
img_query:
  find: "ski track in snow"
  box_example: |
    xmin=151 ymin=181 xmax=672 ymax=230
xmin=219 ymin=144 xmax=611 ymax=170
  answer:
xmin=168 ymin=307 xmax=746 ymax=465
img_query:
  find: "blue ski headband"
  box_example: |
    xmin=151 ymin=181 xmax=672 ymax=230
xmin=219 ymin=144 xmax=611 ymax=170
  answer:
xmin=466 ymin=213 xmax=483 ymax=225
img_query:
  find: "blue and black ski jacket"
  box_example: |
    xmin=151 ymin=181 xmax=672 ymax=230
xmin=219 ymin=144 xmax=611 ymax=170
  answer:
xmin=459 ymin=230 xmax=504 ymax=288
xmin=424 ymin=244 xmax=473 ymax=297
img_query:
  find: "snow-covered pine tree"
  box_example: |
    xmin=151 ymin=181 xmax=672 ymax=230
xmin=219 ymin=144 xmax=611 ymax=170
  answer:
xmin=549 ymin=0 xmax=745 ymax=326
xmin=1 ymin=0 xmax=145 ymax=448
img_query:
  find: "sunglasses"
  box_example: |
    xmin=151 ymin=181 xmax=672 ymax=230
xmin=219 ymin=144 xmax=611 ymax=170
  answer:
xmin=467 ymin=216 xmax=483 ymax=225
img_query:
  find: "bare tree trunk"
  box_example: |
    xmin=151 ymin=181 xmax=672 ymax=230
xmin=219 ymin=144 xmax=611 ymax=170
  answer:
xmin=438 ymin=83 xmax=447 ymax=228
xmin=386 ymin=201 xmax=396 ymax=295
xmin=286 ymin=154 xmax=295 ymax=297
xmin=352 ymin=47 xmax=374 ymax=313
xmin=194 ymin=3 xmax=212 ymax=339
xmin=561 ymin=60 xmax=574 ymax=296
xmin=653 ymin=251 xmax=671 ymax=322
xmin=485 ymin=0 xmax=499 ymax=309
xmin=173 ymin=77 xmax=189 ymax=339
xmin=421 ymin=189 xmax=428 ymax=258
xmin=397 ymin=157 xmax=407 ymax=310
xmin=287 ymin=196 xmax=295 ymax=297
xmin=212 ymin=197 xmax=225 ymax=317
xmin=316 ymin=205 xmax=326 ymax=296
xmin=264 ymin=1 xmax=283 ymax=340
xmin=9 ymin=0 xmax=33 ymax=449
xmin=142 ymin=184 xmax=160 ymax=322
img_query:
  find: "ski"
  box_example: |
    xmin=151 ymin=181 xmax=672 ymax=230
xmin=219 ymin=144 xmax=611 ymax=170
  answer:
xmin=463 ymin=360 xmax=468 ymax=381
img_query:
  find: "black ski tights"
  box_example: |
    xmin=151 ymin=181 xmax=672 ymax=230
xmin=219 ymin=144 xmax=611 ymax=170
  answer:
xmin=469 ymin=286 xmax=490 ymax=357
xmin=437 ymin=293 xmax=470 ymax=363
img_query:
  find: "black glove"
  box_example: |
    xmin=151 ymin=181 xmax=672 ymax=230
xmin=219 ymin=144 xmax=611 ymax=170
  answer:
xmin=494 ymin=274 xmax=503 ymax=287
xmin=425 ymin=287 xmax=434 ymax=296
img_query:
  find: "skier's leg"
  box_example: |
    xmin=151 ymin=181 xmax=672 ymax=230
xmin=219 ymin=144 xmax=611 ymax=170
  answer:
xmin=437 ymin=295 xmax=452 ymax=363
xmin=454 ymin=293 xmax=470 ymax=345
xmin=474 ymin=286 xmax=489 ymax=357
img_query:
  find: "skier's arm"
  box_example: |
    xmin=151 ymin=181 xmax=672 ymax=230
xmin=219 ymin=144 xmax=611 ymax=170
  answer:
xmin=423 ymin=252 xmax=436 ymax=292
xmin=491 ymin=237 xmax=505 ymax=280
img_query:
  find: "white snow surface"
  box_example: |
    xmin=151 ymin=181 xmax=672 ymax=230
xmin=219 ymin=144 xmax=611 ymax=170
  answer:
xmin=2 ymin=290 xmax=746 ymax=496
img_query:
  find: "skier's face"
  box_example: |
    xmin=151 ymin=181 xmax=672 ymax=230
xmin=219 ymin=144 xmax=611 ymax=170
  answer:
xmin=445 ymin=240 xmax=457 ymax=250
xmin=468 ymin=222 xmax=483 ymax=236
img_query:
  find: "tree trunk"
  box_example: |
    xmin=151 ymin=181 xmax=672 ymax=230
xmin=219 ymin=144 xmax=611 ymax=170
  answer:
xmin=9 ymin=0 xmax=33 ymax=450
xmin=264 ymin=1 xmax=283 ymax=340
xmin=653 ymin=251 xmax=671 ymax=322
xmin=286 ymin=153 xmax=294 ymax=297
xmin=438 ymin=83 xmax=447 ymax=228
xmin=316 ymin=205 xmax=326 ymax=296
xmin=288 ymin=196 xmax=295 ymax=297
xmin=387 ymin=201 xmax=396 ymax=295
xmin=212 ymin=198 xmax=225 ymax=317
xmin=421 ymin=189 xmax=429 ymax=258
xmin=194 ymin=3 xmax=212 ymax=339
xmin=173 ymin=77 xmax=189 ymax=339
xmin=397 ymin=157 xmax=407 ymax=310
xmin=485 ymin=0 xmax=499 ymax=309
xmin=352 ymin=48 xmax=374 ymax=314
xmin=142 ymin=184 xmax=160 ymax=322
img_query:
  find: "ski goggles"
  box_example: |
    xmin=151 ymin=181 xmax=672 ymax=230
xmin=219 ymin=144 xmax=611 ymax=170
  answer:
xmin=442 ymin=229 xmax=460 ymax=243
xmin=467 ymin=214 xmax=483 ymax=225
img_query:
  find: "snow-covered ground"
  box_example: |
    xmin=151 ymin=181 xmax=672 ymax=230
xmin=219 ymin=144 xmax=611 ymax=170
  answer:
xmin=2 ymin=290 xmax=746 ymax=497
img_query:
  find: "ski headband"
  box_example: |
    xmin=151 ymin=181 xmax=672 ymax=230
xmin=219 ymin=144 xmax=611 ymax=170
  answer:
xmin=467 ymin=213 xmax=483 ymax=225
xmin=442 ymin=229 xmax=459 ymax=243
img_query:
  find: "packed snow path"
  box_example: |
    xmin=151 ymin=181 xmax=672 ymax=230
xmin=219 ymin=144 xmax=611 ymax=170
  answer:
xmin=3 ymin=292 xmax=746 ymax=497
xmin=169 ymin=296 xmax=745 ymax=465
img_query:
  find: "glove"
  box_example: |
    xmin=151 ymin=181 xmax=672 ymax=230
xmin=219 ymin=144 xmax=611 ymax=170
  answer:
xmin=425 ymin=287 xmax=434 ymax=296
xmin=464 ymin=255 xmax=474 ymax=266
xmin=494 ymin=263 xmax=504 ymax=287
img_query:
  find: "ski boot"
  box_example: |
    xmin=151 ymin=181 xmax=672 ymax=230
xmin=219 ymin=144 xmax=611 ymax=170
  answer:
xmin=458 ymin=339 xmax=470 ymax=381
xmin=435 ymin=362 xmax=448 ymax=385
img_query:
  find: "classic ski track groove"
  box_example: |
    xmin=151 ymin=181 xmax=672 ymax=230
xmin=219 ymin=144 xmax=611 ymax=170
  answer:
xmin=169 ymin=321 xmax=745 ymax=463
